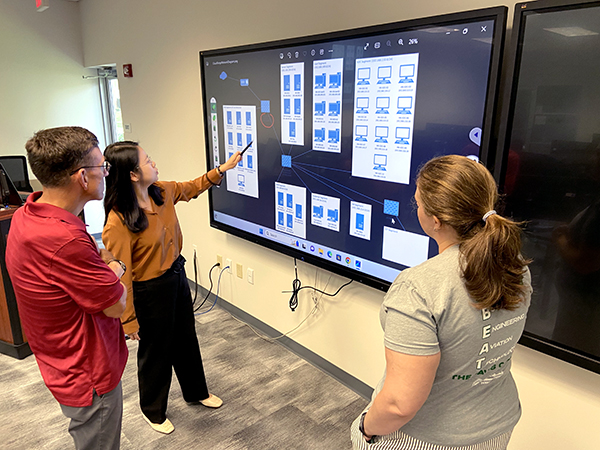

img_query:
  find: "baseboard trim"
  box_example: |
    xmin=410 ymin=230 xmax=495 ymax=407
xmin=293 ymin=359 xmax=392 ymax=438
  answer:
xmin=189 ymin=280 xmax=373 ymax=401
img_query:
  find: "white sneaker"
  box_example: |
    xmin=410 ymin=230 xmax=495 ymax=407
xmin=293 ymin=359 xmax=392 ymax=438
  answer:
xmin=143 ymin=414 xmax=174 ymax=434
xmin=200 ymin=393 xmax=223 ymax=408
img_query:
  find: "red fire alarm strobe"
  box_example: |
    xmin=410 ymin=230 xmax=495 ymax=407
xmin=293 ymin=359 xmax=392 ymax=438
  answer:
xmin=123 ymin=64 xmax=133 ymax=78
xmin=36 ymin=0 xmax=49 ymax=12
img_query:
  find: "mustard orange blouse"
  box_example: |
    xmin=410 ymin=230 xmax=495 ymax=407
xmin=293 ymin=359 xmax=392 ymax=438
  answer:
xmin=102 ymin=169 xmax=221 ymax=334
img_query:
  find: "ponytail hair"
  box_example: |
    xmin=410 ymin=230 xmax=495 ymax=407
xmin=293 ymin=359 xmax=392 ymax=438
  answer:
xmin=417 ymin=155 xmax=530 ymax=310
xmin=104 ymin=141 xmax=164 ymax=233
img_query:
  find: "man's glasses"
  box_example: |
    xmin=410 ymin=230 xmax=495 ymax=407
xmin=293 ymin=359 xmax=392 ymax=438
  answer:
xmin=69 ymin=161 xmax=111 ymax=176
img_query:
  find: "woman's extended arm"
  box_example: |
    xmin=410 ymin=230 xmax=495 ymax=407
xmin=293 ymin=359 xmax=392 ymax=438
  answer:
xmin=362 ymin=347 xmax=440 ymax=439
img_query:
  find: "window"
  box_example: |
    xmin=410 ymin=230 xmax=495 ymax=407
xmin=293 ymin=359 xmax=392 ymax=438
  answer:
xmin=85 ymin=67 xmax=125 ymax=239
xmin=98 ymin=67 xmax=124 ymax=145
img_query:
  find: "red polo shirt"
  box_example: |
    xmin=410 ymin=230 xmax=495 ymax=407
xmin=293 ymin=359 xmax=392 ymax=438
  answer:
xmin=6 ymin=193 xmax=128 ymax=407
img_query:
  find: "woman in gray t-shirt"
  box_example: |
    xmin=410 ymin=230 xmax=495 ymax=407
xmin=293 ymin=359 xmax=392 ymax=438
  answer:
xmin=352 ymin=155 xmax=532 ymax=450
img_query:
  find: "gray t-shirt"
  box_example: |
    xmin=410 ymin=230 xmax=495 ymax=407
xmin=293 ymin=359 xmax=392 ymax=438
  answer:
xmin=372 ymin=245 xmax=532 ymax=446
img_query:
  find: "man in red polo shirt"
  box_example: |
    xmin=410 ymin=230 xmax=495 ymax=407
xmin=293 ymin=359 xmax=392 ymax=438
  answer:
xmin=6 ymin=127 xmax=128 ymax=450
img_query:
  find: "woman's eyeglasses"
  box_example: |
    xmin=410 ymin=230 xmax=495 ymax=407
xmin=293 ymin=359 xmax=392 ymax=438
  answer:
xmin=136 ymin=156 xmax=153 ymax=170
xmin=69 ymin=161 xmax=111 ymax=176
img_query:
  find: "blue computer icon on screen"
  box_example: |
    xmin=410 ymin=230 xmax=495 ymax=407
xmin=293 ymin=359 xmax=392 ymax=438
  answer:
xmin=247 ymin=155 xmax=253 ymax=169
xmin=228 ymin=132 xmax=233 ymax=146
xmin=236 ymin=111 xmax=242 ymax=125
xmin=315 ymin=73 xmax=326 ymax=88
xmin=296 ymin=204 xmax=302 ymax=219
xmin=328 ymin=129 xmax=340 ymax=143
xmin=383 ymin=199 xmax=400 ymax=216
xmin=377 ymin=66 xmax=392 ymax=84
xmin=278 ymin=211 xmax=284 ymax=226
xmin=373 ymin=154 xmax=388 ymax=171
xmin=376 ymin=97 xmax=390 ymax=114
xmin=294 ymin=98 xmax=301 ymax=115
xmin=237 ymin=133 xmax=243 ymax=147
xmin=246 ymin=134 xmax=252 ymax=145
xmin=287 ymin=214 xmax=293 ymax=228
xmin=313 ymin=205 xmax=323 ymax=218
xmin=395 ymin=127 xmax=410 ymax=144
xmin=328 ymin=101 xmax=340 ymax=116
xmin=289 ymin=122 xmax=296 ymax=137
xmin=327 ymin=209 xmax=339 ymax=222
xmin=287 ymin=193 xmax=293 ymax=208
xmin=356 ymin=97 xmax=369 ymax=114
xmin=278 ymin=192 xmax=284 ymax=206
xmin=315 ymin=101 xmax=326 ymax=116
xmin=329 ymin=72 xmax=341 ymax=88
xmin=315 ymin=128 xmax=325 ymax=142
xmin=399 ymin=64 xmax=415 ymax=83
xmin=355 ymin=125 xmax=368 ymax=142
xmin=284 ymin=99 xmax=291 ymax=114
xmin=246 ymin=111 xmax=252 ymax=126
xmin=397 ymin=97 xmax=413 ymax=114
xmin=237 ymin=174 xmax=245 ymax=187
xmin=284 ymin=74 xmax=291 ymax=91
xmin=375 ymin=126 xmax=388 ymax=143
xmin=227 ymin=111 xmax=232 ymax=125
xmin=357 ymin=67 xmax=370 ymax=85
xmin=356 ymin=213 xmax=365 ymax=230
xmin=294 ymin=74 xmax=301 ymax=91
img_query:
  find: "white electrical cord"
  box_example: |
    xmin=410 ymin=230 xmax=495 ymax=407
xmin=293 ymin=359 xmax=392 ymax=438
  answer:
xmin=227 ymin=267 xmax=332 ymax=343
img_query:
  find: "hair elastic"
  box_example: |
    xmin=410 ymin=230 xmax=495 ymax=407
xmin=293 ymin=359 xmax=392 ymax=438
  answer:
xmin=482 ymin=210 xmax=497 ymax=222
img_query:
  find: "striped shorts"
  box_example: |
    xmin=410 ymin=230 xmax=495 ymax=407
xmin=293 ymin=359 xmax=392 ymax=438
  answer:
xmin=350 ymin=415 xmax=512 ymax=450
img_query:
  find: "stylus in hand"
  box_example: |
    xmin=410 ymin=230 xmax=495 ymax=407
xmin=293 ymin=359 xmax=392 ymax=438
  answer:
xmin=240 ymin=141 xmax=253 ymax=156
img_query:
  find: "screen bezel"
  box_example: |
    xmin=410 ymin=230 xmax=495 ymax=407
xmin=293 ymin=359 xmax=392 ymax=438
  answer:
xmin=495 ymin=0 xmax=600 ymax=375
xmin=200 ymin=6 xmax=507 ymax=292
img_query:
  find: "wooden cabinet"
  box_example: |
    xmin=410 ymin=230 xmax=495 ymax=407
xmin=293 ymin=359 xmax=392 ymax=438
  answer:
xmin=0 ymin=208 xmax=31 ymax=359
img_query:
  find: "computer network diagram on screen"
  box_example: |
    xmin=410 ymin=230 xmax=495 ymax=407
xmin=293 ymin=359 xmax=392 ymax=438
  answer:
xmin=201 ymin=13 xmax=499 ymax=286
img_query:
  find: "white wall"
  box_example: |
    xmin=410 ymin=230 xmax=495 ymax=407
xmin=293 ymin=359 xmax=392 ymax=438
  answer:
xmin=0 ymin=0 xmax=106 ymax=230
xmin=7 ymin=0 xmax=596 ymax=448
xmin=0 ymin=0 xmax=105 ymax=158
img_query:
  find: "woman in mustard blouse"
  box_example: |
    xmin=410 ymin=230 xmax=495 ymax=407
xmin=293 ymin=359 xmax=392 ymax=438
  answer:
xmin=102 ymin=141 xmax=240 ymax=434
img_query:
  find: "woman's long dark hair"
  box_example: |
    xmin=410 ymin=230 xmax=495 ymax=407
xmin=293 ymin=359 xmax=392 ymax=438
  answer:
xmin=103 ymin=141 xmax=164 ymax=233
xmin=417 ymin=155 xmax=531 ymax=311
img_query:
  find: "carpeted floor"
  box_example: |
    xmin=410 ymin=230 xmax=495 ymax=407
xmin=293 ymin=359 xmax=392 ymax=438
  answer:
xmin=0 ymin=305 xmax=368 ymax=449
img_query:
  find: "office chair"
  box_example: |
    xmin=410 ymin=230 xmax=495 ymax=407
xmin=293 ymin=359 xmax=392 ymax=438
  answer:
xmin=0 ymin=156 xmax=33 ymax=193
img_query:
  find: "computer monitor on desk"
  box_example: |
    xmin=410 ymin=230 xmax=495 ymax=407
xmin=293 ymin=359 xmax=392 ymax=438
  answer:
xmin=0 ymin=156 xmax=33 ymax=194
xmin=0 ymin=163 xmax=24 ymax=207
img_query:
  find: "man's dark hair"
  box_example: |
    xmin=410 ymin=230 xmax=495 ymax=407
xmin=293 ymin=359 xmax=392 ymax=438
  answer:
xmin=25 ymin=126 xmax=99 ymax=188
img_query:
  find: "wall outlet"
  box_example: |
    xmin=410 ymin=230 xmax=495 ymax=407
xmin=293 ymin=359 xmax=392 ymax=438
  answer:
xmin=236 ymin=263 xmax=243 ymax=278
xmin=225 ymin=258 xmax=232 ymax=273
xmin=216 ymin=254 xmax=223 ymax=267
xmin=247 ymin=268 xmax=254 ymax=285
